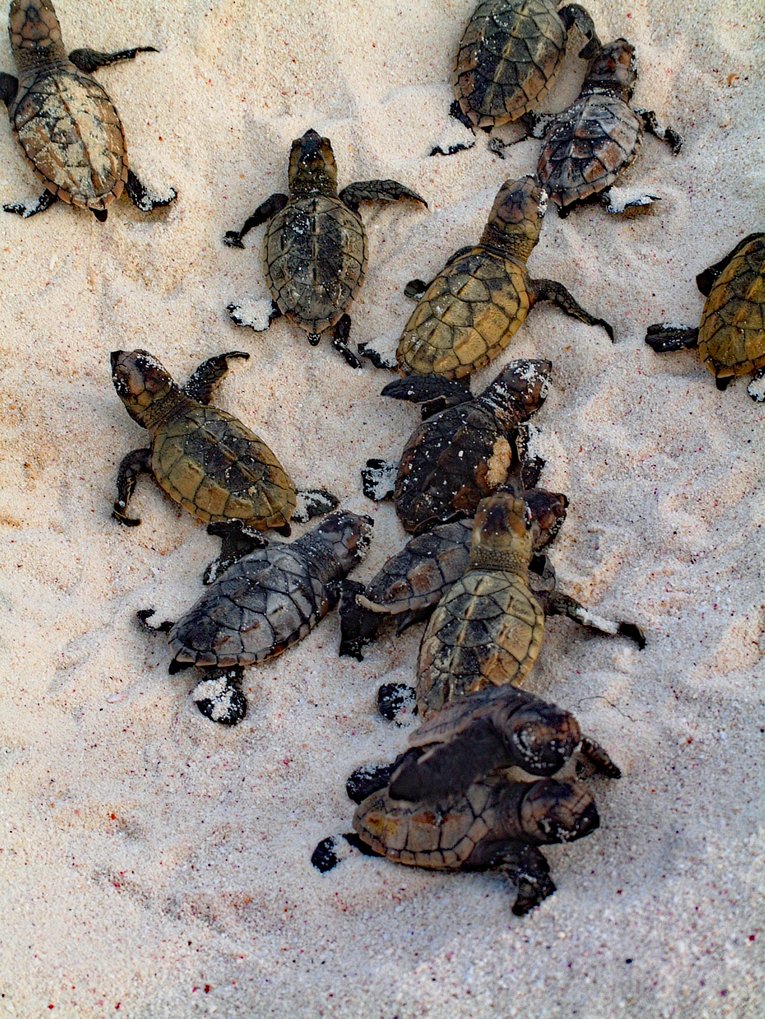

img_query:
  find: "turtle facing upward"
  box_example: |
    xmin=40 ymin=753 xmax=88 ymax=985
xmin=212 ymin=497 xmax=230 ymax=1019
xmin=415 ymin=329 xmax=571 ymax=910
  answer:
xmin=224 ymin=129 xmax=427 ymax=368
xmin=645 ymin=233 xmax=765 ymax=400
xmin=0 ymin=0 xmax=175 ymax=220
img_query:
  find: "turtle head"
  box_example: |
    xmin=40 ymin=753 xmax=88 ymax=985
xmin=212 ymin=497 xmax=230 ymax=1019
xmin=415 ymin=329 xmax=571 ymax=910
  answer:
xmin=504 ymin=701 xmax=582 ymax=775
xmin=288 ymin=129 xmax=338 ymax=195
xmin=314 ymin=511 xmax=374 ymax=572
xmin=469 ymin=491 xmax=535 ymax=573
xmin=523 ymin=488 xmax=569 ymax=551
xmin=519 ymin=779 xmax=600 ymax=844
xmin=9 ymin=0 xmax=67 ymax=70
xmin=111 ymin=350 xmax=176 ymax=428
xmin=583 ymin=39 xmax=637 ymax=99
xmin=481 ymin=176 xmax=546 ymax=261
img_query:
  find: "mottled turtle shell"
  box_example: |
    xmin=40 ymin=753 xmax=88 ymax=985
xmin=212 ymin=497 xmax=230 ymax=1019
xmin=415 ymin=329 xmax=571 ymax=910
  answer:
xmin=10 ymin=65 xmax=127 ymax=211
xmin=417 ymin=570 xmax=545 ymax=715
xmin=537 ymin=92 xmax=641 ymax=209
xmin=454 ymin=0 xmax=567 ymax=129
xmin=698 ymin=235 xmax=765 ymax=379
xmin=397 ymin=248 xmax=530 ymax=379
xmin=264 ymin=195 xmax=368 ymax=334
xmin=151 ymin=404 xmax=296 ymax=529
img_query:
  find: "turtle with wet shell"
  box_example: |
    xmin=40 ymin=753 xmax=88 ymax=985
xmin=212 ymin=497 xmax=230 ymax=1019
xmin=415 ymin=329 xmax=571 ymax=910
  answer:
xmin=362 ymin=176 xmax=613 ymax=380
xmin=645 ymin=233 xmax=765 ymax=401
xmin=361 ymin=358 xmax=552 ymax=536
xmin=0 ymin=0 xmax=176 ymax=221
xmin=224 ymin=128 xmax=427 ymax=369
xmin=338 ymin=487 xmax=568 ymax=660
xmin=110 ymin=349 xmax=337 ymax=582
xmin=431 ymin=0 xmax=602 ymax=157
xmin=527 ymin=37 xmax=682 ymax=216
xmin=139 ymin=510 xmax=373 ymax=725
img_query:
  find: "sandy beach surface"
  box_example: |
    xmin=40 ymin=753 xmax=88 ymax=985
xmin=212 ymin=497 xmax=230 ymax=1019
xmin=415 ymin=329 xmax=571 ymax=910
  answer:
xmin=0 ymin=1 xmax=763 ymax=1016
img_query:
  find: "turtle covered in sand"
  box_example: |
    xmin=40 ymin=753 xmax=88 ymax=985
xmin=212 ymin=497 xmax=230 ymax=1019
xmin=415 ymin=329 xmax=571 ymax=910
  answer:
xmin=645 ymin=233 xmax=765 ymax=400
xmin=224 ymin=128 xmax=426 ymax=368
xmin=0 ymin=0 xmax=175 ymax=220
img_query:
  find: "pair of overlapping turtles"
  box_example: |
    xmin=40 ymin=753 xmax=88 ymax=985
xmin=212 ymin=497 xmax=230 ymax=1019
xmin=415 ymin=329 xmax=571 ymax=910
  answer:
xmin=5 ymin=0 xmax=763 ymax=915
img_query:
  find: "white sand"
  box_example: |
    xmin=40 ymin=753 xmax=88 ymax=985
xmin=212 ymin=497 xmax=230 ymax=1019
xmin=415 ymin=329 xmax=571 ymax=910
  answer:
xmin=0 ymin=1 xmax=763 ymax=1016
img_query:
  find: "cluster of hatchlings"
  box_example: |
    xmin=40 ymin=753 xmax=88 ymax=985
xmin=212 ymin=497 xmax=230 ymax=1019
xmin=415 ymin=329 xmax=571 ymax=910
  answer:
xmin=4 ymin=0 xmax=762 ymax=916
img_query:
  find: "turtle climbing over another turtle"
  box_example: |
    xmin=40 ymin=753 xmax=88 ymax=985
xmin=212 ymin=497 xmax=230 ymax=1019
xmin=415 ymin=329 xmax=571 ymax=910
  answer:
xmin=361 ymin=359 xmax=551 ymax=535
xmin=645 ymin=233 xmax=765 ymax=400
xmin=111 ymin=350 xmax=337 ymax=581
xmin=431 ymin=0 xmax=601 ymax=157
xmin=528 ymin=38 xmax=682 ymax=216
xmin=363 ymin=177 xmax=613 ymax=379
xmin=338 ymin=487 xmax=568 ymax=660
xmin=139 ymin=510 xmax=373 ymax=725
xmin=224 ymin=128 xmax=427 ymax=368
xmin=0 ymin=0 xmax=176 ymax=221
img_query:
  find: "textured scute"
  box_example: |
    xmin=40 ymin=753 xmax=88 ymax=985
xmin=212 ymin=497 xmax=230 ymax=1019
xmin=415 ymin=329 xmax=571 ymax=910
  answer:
xmin=538 ymin=94 xmax=642 ymax=207
xmin=11 ymin=66 xmax=127 ymax=208
xmin=151 ymin=406 xmax=296 ymax=527
xmin=397 ymin=249 xmax=529 ymax=379
xmin=169 ymin=546 xmax=327 ymax=667
xmin=417 ymin=572 xmax=544 ymax=716
xmin=698 ymin=238 xmax=765 ymax=377
xmin=395 ymin=404 xmax=510 ymax=534
xmin=455 ymin=0 xmax=566 ymax=128
xmin=264 ymin=194 xmax=368 ymax=333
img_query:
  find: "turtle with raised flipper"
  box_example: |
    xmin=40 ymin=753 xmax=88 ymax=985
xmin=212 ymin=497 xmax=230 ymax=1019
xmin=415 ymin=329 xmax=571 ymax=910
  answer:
xmin=338 ymin=487 xmax=567 ymax=660
xmin=139 ymin=510 xmax=373 ymax=725
xmin=224 ymin=128 xmax=426 ymax=368
xmin=530 ymin=38 xmax=682 ymax=216
xmin=364 ymin=176 xmax=613 ymax=380
xmin=361 ymin=359 xmax=551 ymax=536
xmin=110 ymin=349 xmax=336 ymax=581
xmin=431 ymin=0 xmax=601 ymax=157
xmin=645 ymin=233 xmax=765 ymax=401
xmin=0 ymin=0 xmax=176 ymax=221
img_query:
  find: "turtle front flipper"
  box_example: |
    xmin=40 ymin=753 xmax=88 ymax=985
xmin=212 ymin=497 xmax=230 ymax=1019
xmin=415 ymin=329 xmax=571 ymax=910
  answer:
xmin=293 ymin=489 xmax=339 ymax=524
xmin=68 ymin=46 xmax=158 ymax=73
xmin=338 ymin=580 xmax=381 ymax=660
xmin=3 ymin=189 xmax=58 ymax=218
xmin=747 ymin=367 xmax=765 ymax=403
xmin=542 ymin=590 xmax=646 ymax=649
xmin=338 ymin=180 xmax=427 ymax=214
xmin=113 ymin=447 xmax=152 ymax=526
xmin=645 ymin=323 xmax=699 ymax=353
xmin=0 ymin=72 xmax=18 ymax=105
xmin=381 ymin=375 xmax=473 ymax=418
xmin=331 ymin=314 xmax=363 ymax=369
xmin=377 ymin=682 xmax=417 ymax=723
xmin=558 ymin=4 xmax=600 ymax=56
xmin=492 ymin=842 xmax=556 ymax=916
xmin=182 ymin=350 xmax=250 ymax=404
xmin=361 ymin=459 xmax=398 ymax=502
xmin=530 ymin=278 xmax=614 ymax=342
xmin=125 ymin=170 xmax=177 ymax=213
xmin=191 ymin=666 xmax=248 ymax=726
xmin=204 ymin=520 xmax=269 ymax=585
xmin=695 ymin=233 xmax=765 ymax=295
xmin=635 ymin=108 xmax=683 ymax=155
xmin=223 ymin=192 xmax=289 ymax=248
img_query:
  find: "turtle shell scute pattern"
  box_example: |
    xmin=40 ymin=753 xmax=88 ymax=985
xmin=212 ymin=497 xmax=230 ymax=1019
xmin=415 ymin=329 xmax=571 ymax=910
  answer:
xmin=454 ymin=0 xmax=566 ymax=128
xmin=151 ymin=406 xmax=296 ymax=527
xmin=264 ymin=194 xmax=368 ymax=334
xmin=698 ymin=237 xmax=765 ymax=378
xmin=537 ymin=94 xmax=642 ymax=208
xmin=397 ymin=249 xmax=530 ymax=379
xmin=11 ymin=66 xmax=127 ymax=209
xmin=169 ymin=545 xmax=329 ymax=668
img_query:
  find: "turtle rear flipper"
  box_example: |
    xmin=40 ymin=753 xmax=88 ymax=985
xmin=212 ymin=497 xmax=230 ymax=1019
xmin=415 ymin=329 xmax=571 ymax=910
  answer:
xmin=645 ymin=324 xmax=699 ymax=353
xmin=361 ymin=459 xmax=397 ymax=502
xmin=125 ymin=169 xmax=177 ymax=213
xmin=191 ymin=667 xmax=247 ymax=726
xmin=3 ymin=190 xmax=58 ymax=218
xmin=311 ymin=832 xmax=379 ymax=873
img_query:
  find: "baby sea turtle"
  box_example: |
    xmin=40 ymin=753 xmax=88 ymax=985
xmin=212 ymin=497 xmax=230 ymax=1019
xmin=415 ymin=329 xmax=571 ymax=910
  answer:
xmin=365 ymin=176 xmax=612 ymax=379
xmin=361 ymin=359 xmax=551 ymax=535
xmin=139 ymin=511 xmax=373 ymax=725
xmin=111 ymin=350 xmax=336 ymax=579
xmin=529 ymin=38 xmax=682 ymax=216
xmin=224 ymin=128 xmax=426 ymax=368
xmin=432 ymin=0 xmax=600 ymax=157
xmin=645 ymin=233 xmax=765 ymax=401
xmin=338 ymin=487 xmax=568 ymax=660
xmin=0 ymin=0 xmax=175 ymax=221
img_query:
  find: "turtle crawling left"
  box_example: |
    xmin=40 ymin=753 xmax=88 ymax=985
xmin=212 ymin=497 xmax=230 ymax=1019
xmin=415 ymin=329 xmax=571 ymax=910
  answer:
xmin=0 ymin=0 xmax=176 ymax=221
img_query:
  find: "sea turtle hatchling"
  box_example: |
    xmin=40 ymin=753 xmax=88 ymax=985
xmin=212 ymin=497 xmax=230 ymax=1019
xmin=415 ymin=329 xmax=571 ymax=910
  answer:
xmin=338 ymin=487 xmax=568 ymax=660
xmin=645 ymin=233 xmax=765 ymax=401
xmin=361 ymin=358 xmax=550 ymax=535
xmin=224 ymin=128 xmax=427 ymax=368
xmin=363 ymin=176 xmax=613 ymax=380
xmin=0 ymin=0 xmax=176 ymax=220
xmin=111 ymin=350 xmax=336 ymax=581
xmin=139 ymin=510 xmax=373 ymax=725
xmin=431 ymin=0 xmax=601 ymax=157
xmin=529 ymin=38 xmax=682 ymax=216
